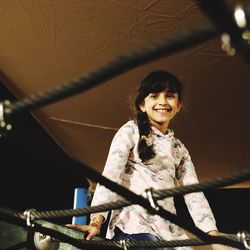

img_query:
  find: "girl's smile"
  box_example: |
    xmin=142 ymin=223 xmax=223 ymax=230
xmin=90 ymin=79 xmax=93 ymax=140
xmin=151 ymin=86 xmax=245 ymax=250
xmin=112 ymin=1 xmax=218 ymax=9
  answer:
xmin=139 ymin=90 xmax=182 ymax=134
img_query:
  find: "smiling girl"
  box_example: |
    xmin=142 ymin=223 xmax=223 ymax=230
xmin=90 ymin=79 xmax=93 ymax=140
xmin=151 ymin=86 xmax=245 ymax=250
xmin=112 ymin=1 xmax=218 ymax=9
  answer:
xmin=67 ymin=70 xmax=236 ymax=250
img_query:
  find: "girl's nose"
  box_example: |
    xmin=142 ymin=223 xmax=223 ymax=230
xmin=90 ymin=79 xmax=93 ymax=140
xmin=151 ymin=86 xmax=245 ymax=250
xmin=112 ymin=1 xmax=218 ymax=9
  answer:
xmin=159 ymin=96 xmax=168 ymax=105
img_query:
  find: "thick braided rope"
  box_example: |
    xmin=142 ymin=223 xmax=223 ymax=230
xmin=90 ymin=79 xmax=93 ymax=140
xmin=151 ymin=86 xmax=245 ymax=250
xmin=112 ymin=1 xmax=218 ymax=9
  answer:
xmin=13 ymin=168 xmax=250 ymax=220
xmin=3 ymin=3 xmax=249 ymax=117
xmin=1 ymin=168 xmax=249 ymax=248
xmin=0 ymin=211 xmax=244 ymax=249
xmin=154 ymin=168 xmax=250 ymax=199
xmin=1 ymin=3 xmax=249 ymax=248
xmin=0 ymin=163 xmax=247 ymax=246
xmin=5 ymin=23 xmax=218 ymax=116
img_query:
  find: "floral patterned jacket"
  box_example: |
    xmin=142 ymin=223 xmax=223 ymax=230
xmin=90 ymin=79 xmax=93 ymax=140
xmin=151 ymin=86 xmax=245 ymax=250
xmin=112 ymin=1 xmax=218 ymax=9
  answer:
xmin=91 ymin=120 xmax=217 ymax=247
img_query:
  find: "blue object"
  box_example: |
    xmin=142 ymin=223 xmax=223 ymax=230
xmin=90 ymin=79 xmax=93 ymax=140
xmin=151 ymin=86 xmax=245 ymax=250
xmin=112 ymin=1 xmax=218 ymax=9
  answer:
xmin=72 ymin=187 xmax=88 ymax=225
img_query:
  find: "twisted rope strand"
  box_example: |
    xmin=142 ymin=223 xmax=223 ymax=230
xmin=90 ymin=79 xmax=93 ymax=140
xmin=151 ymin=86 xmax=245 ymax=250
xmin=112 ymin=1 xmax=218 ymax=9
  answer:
xmin=0 ymin=214 xmax=244 ymax=249
xmin=12 ymin=168 xmax=249 ymax=220
xmin=1 ymin=166 xmax=247 ymax=247
xmin=1 ymin=3 xmax=250 ymax=248
xmin=5 ymin=24 xmax=218 ymax=116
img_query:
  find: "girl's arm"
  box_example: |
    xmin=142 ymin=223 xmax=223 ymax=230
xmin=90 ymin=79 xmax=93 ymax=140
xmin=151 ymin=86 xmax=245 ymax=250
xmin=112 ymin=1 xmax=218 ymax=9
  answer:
xmin=90 ymin=122 xmax=135 ymax=220
xmin=67 ymin=122 xmax=135 ymax=238
xmin=66 ymin=213 xmax=104 ymax=240
xmin=176 ymin=146 xmax=218 ymax=233
xmin=176 ymin=146 xmax=239 ymax=249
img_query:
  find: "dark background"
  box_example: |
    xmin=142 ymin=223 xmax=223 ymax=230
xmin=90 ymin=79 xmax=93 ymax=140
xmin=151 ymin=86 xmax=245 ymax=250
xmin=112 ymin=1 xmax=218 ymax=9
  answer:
xmin=0 ymin=82 xmax=89 ymax=224
xmin=0 ymin=82 xmax=249 ymax=233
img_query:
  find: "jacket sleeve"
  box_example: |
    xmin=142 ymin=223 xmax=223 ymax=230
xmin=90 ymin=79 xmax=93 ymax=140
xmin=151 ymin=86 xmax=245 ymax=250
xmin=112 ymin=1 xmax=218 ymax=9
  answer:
xmin=176 ymin=144 xmax=218 ymax=233
xmin=90 ymin=122 xmax=135 ymax=221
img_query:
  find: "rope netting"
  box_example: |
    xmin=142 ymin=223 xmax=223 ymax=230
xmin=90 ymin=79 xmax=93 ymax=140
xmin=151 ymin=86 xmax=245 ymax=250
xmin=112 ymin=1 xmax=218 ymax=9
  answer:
xmin=1 ymin=165 xmax=249 ymax=249
xmin=1 ymin=0 xmax=250 ymax=249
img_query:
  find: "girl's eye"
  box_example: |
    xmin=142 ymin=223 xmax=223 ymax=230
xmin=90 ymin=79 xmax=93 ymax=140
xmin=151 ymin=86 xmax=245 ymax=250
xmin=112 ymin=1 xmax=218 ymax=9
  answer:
xmin=167 ymin=93 xmax=175 ymax=98
xmin=150 ymin=94 xmax=157 ymax=99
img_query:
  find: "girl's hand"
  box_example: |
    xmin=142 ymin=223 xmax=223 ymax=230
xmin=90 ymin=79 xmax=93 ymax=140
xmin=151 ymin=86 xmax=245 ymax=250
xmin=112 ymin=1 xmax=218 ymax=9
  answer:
xmin=66 ymin=214 xmax=104 ymax=240
xmin=66 ymin=224 xmax=101 ymax=240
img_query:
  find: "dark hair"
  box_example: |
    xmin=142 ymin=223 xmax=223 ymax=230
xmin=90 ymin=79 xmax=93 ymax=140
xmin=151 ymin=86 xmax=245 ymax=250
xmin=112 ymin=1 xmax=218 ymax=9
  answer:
xmin=135 ymin=70 xmax=183 ymax=162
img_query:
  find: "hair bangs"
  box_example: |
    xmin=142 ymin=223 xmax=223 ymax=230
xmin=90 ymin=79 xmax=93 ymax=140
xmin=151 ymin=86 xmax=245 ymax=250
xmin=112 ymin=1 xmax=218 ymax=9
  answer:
xmin=135 ymin=70 xmax=183 ymax=108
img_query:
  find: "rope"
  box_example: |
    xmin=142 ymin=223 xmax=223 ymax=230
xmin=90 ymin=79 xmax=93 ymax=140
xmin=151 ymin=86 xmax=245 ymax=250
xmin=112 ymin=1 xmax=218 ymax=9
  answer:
xmin=0 ymin=213 xmax=244 ymax=249
xmin=0 ymin=2 xmax=249 ymax=249
xmin=15 ymin=168 xmax=250 ymax=220
xmin=50 ymin=117 xmax=118 ymax=131
xmin=1 ymin=166 xmax=249 ymax=248
xmin=154 ymin=168 xmax=250 ymax=199
xmin=4 ymin=23 xmax=218 ymax=116
xmin=1 ymin=7 xmax=248 ymax=117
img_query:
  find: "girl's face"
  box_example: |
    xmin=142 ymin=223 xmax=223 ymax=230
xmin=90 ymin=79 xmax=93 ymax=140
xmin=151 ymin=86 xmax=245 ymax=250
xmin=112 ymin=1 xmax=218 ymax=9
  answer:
xmin=139 ymin=90 xmax=182 ymax=133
